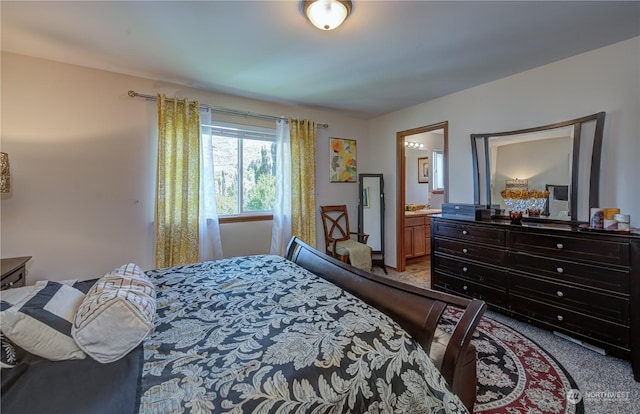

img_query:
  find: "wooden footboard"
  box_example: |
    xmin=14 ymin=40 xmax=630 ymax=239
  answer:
xmin=286 ymin=236 xmax=486 ymax=411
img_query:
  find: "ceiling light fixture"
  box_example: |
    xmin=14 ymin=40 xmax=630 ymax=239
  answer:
xmin=301 ymin=0 xmax=352 ymax=31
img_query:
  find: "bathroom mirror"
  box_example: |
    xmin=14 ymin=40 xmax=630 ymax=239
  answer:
xmin=471 ymin=112 xmax=605 ymax=222
xmin=358 ymin=174 xmax=385 ymax=272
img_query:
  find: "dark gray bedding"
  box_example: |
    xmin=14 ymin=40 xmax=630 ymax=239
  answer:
xmin=1 ymin=344 xmax=143 ymax=414
xmin=1 ymin=255 xmax=466 ymax=413
xmin=140 ymin=255 xmax=465 ymax=413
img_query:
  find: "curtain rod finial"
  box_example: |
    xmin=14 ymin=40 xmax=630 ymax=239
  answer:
xmin=128 ymin=90 xmax=136 ymax=98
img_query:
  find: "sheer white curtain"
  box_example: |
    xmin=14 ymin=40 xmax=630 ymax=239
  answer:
xmin=199 ymin=109 xmax=224 ymax=260
xmin=270 ymin=119 xmax=291 ymax=255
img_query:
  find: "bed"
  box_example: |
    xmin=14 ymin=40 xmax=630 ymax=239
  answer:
xmin=1 ymin=237 xmax=485 ymax=413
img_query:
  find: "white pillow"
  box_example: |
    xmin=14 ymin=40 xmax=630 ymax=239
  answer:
xmin=0 ymin=285 xmax=37 ymax=308
xmin=0 ymin=281 xmax=86 ymax=361
xmin=72 ymin=263 xmax=156 ymax=363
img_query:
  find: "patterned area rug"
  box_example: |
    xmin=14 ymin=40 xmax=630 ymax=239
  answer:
xmin=375 ymin=268 xmax=583 ymax=413
xmin=441 ymin=308 xmax=584 ymax=414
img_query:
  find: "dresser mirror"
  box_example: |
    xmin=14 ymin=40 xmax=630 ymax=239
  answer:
xmin=471 ymin=112 xmax=605 ymax=222
xmin=358 ymin=173 xmax=385 ymax=272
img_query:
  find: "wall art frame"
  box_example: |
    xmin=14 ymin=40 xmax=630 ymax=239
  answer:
xmin=330 ymin=137 xmax=357 ymax=182
xmin=418 ymin=156 xmax=429 ymax=183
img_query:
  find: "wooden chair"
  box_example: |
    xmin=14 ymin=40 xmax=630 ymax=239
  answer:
xmin=320 ymin=205 xmax=370 ymax=264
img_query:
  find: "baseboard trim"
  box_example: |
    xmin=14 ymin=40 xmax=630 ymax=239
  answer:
xmin=553 ymin=331 xmax=607 ymax=356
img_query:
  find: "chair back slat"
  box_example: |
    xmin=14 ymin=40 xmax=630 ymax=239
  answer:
xmin=321 ymin=205 xmax=351 ymax=242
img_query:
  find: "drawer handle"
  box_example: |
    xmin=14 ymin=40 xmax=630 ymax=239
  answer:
xmin=557 ymin=315 xmax=564 ymax=322
xmin=556 ymin=243 xmax=564 ymax=249
xmin=463 ymin=285 xmax=468 ymax=291
xmin=462 ymin=230 xmax=468 ymax=235
xmin=556 ymin=291 xmax=564 ymax=297
xmin=462 ymin=248 xmax=468 ymax=254
xmin=8 ymin=281 xmax=14 ymax=287
xmin=556 ymin=267 xmax=564 ymax=274
xmin=462 ymin=267 xmax=468 ymax=272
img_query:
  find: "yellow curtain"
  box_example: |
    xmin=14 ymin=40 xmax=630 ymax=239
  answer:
xmin=289 ymin=118 xmax=317 ymax=248
xmin=155 ymin=94 xmax=200 ymax=268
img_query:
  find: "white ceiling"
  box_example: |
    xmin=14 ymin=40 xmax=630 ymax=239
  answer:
xmin=2 ymin=1 xmax=639 ymax=119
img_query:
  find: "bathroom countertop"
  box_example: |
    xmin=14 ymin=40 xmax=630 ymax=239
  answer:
xmin=405 ymin=208 xmax=442 ymax=216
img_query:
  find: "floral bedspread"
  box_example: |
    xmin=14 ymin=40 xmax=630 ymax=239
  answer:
xmin=140 ymin=255 xmax=466 ymax=413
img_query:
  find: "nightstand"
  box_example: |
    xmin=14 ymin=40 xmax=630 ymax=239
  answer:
xmin=1 ymin=256 xmax=31 ymax=290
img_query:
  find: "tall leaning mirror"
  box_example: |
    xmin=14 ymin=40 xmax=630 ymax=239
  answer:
xmin=358 ymin=174 xmax=385 ymax=273
xmin=471 ymin=112 xmax=605 ymax=223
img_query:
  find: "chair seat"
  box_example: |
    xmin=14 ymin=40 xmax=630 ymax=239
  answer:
xmin=327 ymin=244 xmax=350 ymax=256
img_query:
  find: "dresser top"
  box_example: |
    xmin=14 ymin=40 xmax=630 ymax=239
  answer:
xmin=432 ymin=214 xmax=640 ymax=238
xmin=1 ymin=256 xmax=32 ymax=278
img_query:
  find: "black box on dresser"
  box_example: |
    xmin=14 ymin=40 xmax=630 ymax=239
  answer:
xmin=441 ymin=203 xmax=498 ymax=220
xmin=430 ymin=215 xmax=640 ymax=382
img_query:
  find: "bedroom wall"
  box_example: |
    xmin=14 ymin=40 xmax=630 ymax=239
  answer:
xmin=368 ymin=36 xmax=640 ymax=267
xmin=0 ymin=52 xmax=367 ymax=283
xmin=3 ymin=36 xmax=638 ymax=280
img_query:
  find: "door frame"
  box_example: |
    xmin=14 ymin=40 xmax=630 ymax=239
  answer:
xmin=396 ymin=121 xmax=448 ymax=272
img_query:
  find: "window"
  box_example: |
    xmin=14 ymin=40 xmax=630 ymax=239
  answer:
xmin=432 ymin=149 xmax=445 ymax=191
xmin=204 ymin=122 xmax=277 ymax=216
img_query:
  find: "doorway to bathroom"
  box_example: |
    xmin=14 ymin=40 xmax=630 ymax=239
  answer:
xmin=395 ymin=121 xmax=448 ymax=281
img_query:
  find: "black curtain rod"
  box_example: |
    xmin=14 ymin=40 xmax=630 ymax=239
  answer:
xmin=128 ymin=90 xmax=329 ymax=129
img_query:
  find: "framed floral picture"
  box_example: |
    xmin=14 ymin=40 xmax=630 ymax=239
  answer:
xmin=330 ymin=138 xmax=357 ymax=182
xmin=418 ymin=157 xmax=429 ymax=183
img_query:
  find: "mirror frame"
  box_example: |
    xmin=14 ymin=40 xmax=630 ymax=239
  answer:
xmin=358 ymin=173 xmax=385 ymax=271
xmin=471 ymin=112 xmax=605 ymax=222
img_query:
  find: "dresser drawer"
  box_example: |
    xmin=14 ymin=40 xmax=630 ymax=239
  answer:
xmin=509 ymin=252 xmax=629 ymax=294
xmin=1 ymin=267 xmax=25 ymax=290
xmin=433 ymin=255 xmax=506 ymax=289
xmin=433 ymin=238 xmax=506 ymax=266
xmin=509 ymin=273 xmax=629 ymax=323
xmin=510 ymin=294 xmax=629 ymax=349
xmin=433 ymin=272 xmax=508 ymax=308
xmin=508 ymin=231 xmax=629 ymax=265
xmin=432 ymin=220 xmax=506 ymax=246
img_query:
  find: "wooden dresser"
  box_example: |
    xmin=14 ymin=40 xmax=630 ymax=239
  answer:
xmin=430 ymin=215 xmax=640 ymax=381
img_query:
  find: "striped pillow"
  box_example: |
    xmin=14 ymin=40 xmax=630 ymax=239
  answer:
xmin=72 ymin=263 xmax=156 ymax=363
xmin=0 ymin=281 xmax=86 ymax=361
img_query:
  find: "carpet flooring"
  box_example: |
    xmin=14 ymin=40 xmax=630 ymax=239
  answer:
xmin=441 ymin=307 xmax=581 ymax=413
xmin=373 ymin=263 xmax=640 ymax=413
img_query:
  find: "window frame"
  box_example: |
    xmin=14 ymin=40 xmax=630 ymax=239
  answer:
xmin=432 ymin=149 xmax=445 ymax=193
xmin=204 ymin=121 xmax=277 ymax=221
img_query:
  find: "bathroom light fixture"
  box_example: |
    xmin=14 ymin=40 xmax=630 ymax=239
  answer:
xmin=404 ymin=141 xmax=424 ymax=149
xmin=301 ymin=0 xmax=352 ymax=31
